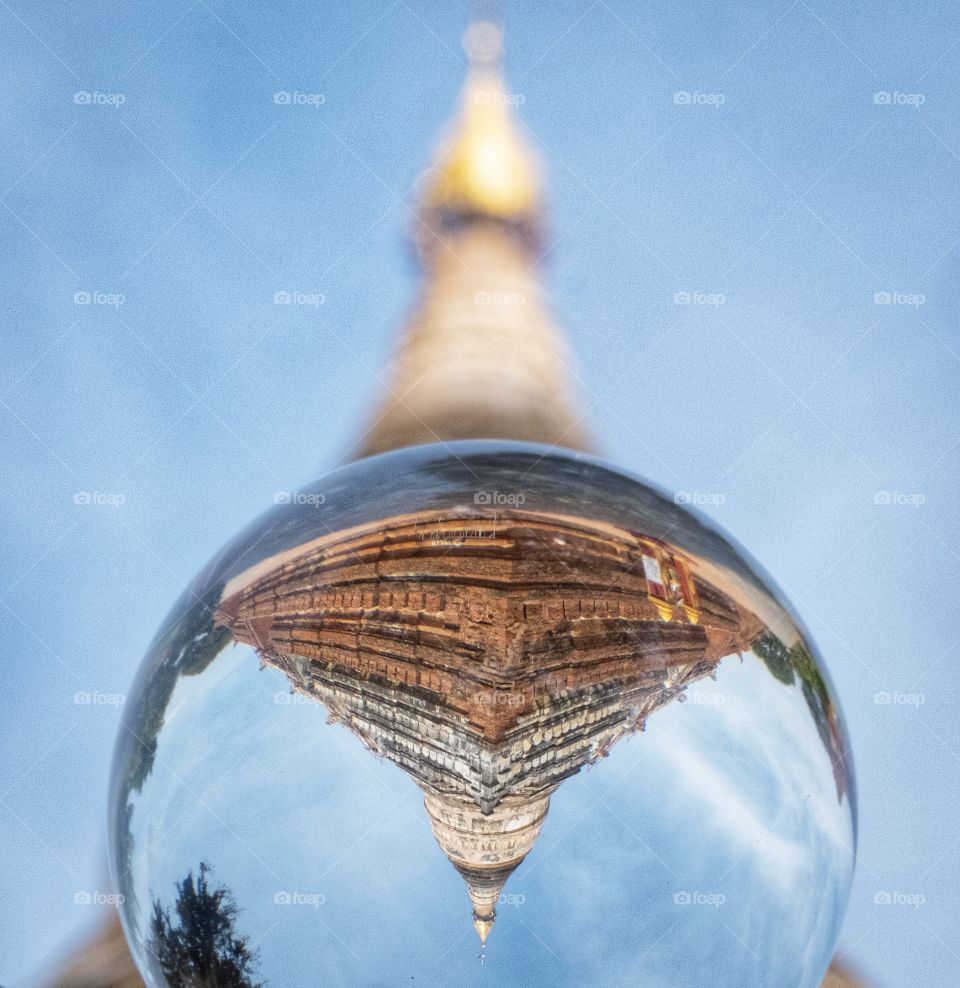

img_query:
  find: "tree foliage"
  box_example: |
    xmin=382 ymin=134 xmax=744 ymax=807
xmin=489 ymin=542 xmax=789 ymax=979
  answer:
xmin=752 ymin=629 xmax=795 ymax=685
xmin=148 ymin=863 xmax=263 ymax=988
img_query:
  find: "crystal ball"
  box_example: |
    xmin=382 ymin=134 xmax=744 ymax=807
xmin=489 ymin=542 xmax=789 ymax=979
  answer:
xmin=109 ymin=442 xmax=855 ymax=987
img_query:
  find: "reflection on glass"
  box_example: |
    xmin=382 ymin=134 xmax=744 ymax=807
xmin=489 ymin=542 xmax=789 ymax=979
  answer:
xmin=110 ymin=443 xmax=855 ymax=987
xmin=148 ymin=863 xmax=263 ymax=988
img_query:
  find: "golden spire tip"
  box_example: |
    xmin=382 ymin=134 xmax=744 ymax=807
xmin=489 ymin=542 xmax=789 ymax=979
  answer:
xmin=473 ymin=913 xmax=495 ymax=945
xmin=414 ymin=15 xmax=541 ymax=242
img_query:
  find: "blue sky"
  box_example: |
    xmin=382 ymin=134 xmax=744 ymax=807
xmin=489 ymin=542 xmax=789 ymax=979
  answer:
xmin=114 ymin=641 xmax=852 ymax=987
xmin=2 ymin=2 xmax=960 ymax=985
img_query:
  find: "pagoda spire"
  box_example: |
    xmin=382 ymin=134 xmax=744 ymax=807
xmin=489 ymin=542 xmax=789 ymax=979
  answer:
xmin=352 ymin=17 xmax=591 ymax=460
xmin=415 ymin=19 xmax=542 ymax=250
xmin=424 ymin=790 xmax=550 ymax=946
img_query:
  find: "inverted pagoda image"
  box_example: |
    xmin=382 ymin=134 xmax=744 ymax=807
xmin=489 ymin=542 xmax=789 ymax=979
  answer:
xmin=213 ymin=506 xmax=767 ymax=941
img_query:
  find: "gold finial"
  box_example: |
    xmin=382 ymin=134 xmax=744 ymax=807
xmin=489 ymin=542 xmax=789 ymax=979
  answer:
xmin=473 ymin=913 xmax=495 ymax=945
xmin=418 ymin=21 xmax=541 ymax=235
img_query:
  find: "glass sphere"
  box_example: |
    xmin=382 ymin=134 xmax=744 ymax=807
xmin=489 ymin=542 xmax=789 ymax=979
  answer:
xmin=109 ymin=441 xmax=855 ymax=988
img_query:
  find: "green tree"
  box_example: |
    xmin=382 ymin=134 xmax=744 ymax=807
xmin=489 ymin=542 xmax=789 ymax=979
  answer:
xmin=125 ymin=584 xmax=232 ymax=795
xmin=752 ymin=629 xmax=795 ymax=685
xmin=148 ymin=863 xmax=263 ymax=988
xmin=790 ymin=640 xmax=834 ymax=754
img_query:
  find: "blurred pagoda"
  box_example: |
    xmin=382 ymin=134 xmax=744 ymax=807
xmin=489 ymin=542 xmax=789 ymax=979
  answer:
xmin=356 ymin=18 xmax=589 ymax=457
